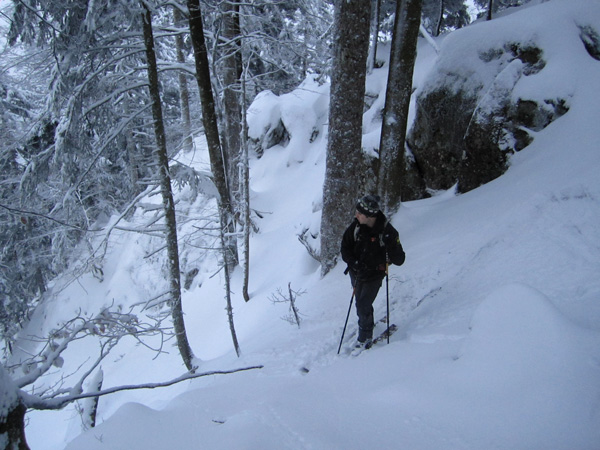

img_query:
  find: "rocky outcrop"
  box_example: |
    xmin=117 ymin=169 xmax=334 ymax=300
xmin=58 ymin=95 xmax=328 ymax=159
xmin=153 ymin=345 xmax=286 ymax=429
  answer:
xmin=407 ymin=39 xmax=571 ymax=195
xmin=408 ymin=85 xmax=478 ymax=194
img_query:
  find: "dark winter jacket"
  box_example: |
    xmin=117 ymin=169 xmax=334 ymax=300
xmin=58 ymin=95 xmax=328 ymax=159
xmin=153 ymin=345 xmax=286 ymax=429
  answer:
xmin=341 ymin=211 xmax=405 ymax=281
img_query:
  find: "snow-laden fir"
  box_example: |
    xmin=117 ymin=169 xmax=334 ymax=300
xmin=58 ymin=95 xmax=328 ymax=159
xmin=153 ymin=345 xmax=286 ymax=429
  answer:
xmin=17 ymin=1 xmax=600 ymax=448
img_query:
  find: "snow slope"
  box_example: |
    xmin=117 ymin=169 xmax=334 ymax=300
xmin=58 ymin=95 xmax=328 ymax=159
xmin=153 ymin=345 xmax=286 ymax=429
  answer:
xmin=22 ymin=1 xmax=600 ymax=448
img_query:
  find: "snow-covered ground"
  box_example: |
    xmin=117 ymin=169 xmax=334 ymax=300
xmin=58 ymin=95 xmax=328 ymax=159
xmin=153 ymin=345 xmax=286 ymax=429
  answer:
xmin=22 ymin=1 xmax=600 ymax=448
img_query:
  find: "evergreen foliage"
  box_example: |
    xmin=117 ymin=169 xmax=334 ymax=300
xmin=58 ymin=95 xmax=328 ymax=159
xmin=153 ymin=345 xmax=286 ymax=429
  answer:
xmin=0 ymin=0 xmax=337 ymax=345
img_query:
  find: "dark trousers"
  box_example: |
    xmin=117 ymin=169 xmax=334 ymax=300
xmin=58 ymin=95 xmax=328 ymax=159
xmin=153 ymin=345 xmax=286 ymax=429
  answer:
xmin=350 ymin=272 xmax=382 ymax=342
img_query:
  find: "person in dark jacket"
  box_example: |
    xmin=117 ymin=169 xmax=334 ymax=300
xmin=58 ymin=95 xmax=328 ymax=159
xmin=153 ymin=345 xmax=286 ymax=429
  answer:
xmin=341 ymin=194 xmax=405 ymax=346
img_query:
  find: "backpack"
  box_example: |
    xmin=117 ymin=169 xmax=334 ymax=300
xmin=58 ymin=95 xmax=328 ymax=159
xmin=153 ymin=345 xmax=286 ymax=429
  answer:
xmin=353 ymin=219 xmax=389 ymax=249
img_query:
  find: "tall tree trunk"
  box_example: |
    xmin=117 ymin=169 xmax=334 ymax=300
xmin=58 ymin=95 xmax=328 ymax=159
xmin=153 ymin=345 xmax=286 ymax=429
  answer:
xmin=187 ymin=0 xmax=239 ymax=269
xmin=173 ymin=6 xmax=194 ymax=153
xmin=241 ymin=64 xmax=251 ymax=302
xmin=377 ymin=0 xmax=422 ymax=213
xmin=221 ymin=1 xmax=243 ymax=204
xmin=141 ymin=4 xmax=195 ymax=371
xmin=367 ymin=0 xmax=381 ymax=73
xmin=320 ymin=0 xmax=372 ymax=277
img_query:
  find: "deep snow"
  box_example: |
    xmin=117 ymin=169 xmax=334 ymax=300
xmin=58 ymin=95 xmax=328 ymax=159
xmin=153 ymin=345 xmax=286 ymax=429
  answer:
xmin=18 ymin=1 xmax=600 ymax=448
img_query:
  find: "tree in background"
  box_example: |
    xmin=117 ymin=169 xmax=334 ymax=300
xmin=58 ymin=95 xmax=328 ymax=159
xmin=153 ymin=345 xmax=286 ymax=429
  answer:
xmin=173 ymin=5 xmax=194 ymax=153
xmin=1 ymin=0 xmax=155 ymax=347
xmin=472 ymin=0 xmax=531 ymax=21
xmin=187 ymin=0 xmax=243 ymax=354
xmin=369 ymin=0 xmax=471 ymax=40
xmin=141 ymin=1 xmax=195 ymax=371
xmin=421 ymin=0 xmax=470 ymax=36
xmin=367 ymin=0 xmax=382 ymax=72
xmin=320 ymin=0 xmax=372 ymax=276
xmin=219 ymin=1 xmax=244 ymax=206
xmin=231 ymin=0 xmax=332 ymax=97
xmin=187 ymin=0 xmax=239 ymax=270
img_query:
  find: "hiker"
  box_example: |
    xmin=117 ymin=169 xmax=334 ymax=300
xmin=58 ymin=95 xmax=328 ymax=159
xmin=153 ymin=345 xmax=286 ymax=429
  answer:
xmin=341 ymin=194 xmax=405 ymax=347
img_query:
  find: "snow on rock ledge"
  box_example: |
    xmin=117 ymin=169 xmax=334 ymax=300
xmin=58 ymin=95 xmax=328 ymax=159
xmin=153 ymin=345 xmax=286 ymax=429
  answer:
xmin=247 ymin=75 xmax=329 ymax=163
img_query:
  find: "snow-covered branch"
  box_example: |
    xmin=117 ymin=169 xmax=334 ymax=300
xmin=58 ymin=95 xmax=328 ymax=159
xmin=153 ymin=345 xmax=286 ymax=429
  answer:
xmin=419 ymin=24 xmax=440 ymax=54
xmin=0 ymin=203 xmax=102 ymax=232
xmin=21 ymin=365 xmax=264 ymax=411
xmin=11 ymin=307 xmax=166 ymax=395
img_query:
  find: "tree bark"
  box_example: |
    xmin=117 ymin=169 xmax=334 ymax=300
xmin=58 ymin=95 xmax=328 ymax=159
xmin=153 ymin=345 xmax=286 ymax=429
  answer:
xmin=367 ymin=0 xmax=381 ymax=72
xmin=241 ymin=65 xmax=251 ymax=302
xmin=377 ymin=0 xmax=422 ymax=213
xmin=219 ymin=206 xmax=241 ymax=356
xmin=0 ymin=401 xmax=29 ymax=450
xmin=187 ymin=0 xmax=239 ymax=269
xmin=221 ymin=1 xmax=243 ymax=201
xmin=141 ymin=4 xmax=195 ymax=371
xmin=173 ymin=6 xmax=194 ymax=153
xmin=320 ymin=0 xmax=372 ymax=277
xmin=436 ymin=0 xmax=445 ymax=36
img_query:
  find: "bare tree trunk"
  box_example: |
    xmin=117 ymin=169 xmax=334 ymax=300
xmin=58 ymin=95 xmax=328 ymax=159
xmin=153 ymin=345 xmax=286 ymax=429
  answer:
xmin=141 ymin=4 xmax=195 ymax=371
xmin=124 ymin=95 xmax=141 ymax=194
xmin=173 ymin=6 xmax=194 ymax=153
xmin=320 ymin=0 xmax=372 ymax=277
xmin=487 ymin=0 xmax=493 ymax=20
xmin=221 ymin=1 xmax=243 ymax=204
xmin=241 ymin=63 xmax=251 ymax=302
xmin=219 ymin=207 xmax=241 ymax=356
xmin=367 ymin=0 xmax=381 ymax=72
xmin=377 ymin=0 xmax=422 ymax=213
xmin=187 ymin=0 xmax=239 ymax=269
xmin=435 ymin=0 xmax=444 ymax=36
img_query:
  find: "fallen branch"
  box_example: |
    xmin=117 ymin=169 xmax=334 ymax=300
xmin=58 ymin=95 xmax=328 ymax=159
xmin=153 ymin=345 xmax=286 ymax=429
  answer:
xmin=23 ymin=365 xmax=264 ymax=410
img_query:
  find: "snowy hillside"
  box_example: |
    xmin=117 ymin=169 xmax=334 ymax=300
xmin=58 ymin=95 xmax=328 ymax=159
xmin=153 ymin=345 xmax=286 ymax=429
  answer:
xmin=22 ymin=1 xmax=600 ymax=449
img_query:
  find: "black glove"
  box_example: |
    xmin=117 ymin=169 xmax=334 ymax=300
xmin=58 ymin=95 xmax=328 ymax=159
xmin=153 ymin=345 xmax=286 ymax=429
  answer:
xmin=351 ymin=260 xmax=367 ymax=272
xmin=344 ymin=260 xmax=361 ymax=275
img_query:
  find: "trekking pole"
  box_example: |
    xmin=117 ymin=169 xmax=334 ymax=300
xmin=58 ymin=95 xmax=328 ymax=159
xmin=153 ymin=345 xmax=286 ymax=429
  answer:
xmin=386 ymin=262 xmax=390 ymax=344
xmin=337 ymin=287 xmax=356 ymax=354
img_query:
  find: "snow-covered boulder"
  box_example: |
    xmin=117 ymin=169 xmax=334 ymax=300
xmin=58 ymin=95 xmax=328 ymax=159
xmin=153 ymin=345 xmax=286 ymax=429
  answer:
xmin=407 ymin=0 xmax=599 ymax=194
xmin=246 ymin=75 xmax=329 ymax=163
xmin=246 ymin=90 xmax=288 ymax=155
